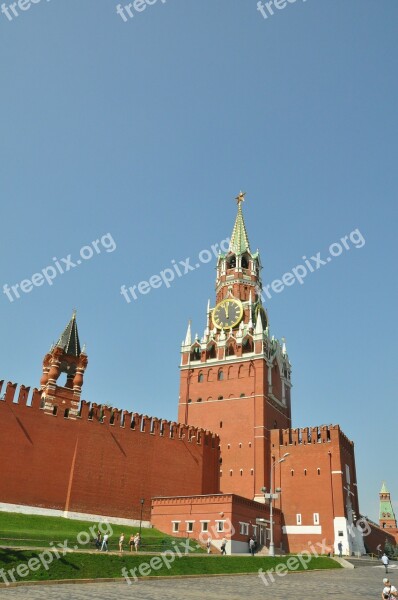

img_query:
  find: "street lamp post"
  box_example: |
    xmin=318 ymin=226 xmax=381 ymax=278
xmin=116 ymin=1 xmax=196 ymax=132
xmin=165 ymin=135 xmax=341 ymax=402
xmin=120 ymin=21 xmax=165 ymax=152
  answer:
xmin=261 ymin=452 xmax=289 ymax=557
xmin=139 ymin=498 xmax=145 ymax=535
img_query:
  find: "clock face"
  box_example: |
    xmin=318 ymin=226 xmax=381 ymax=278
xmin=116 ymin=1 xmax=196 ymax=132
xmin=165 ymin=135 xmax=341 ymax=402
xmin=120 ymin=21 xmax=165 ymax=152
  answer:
xmin=212 ymin=299 xmax=243 ymax=330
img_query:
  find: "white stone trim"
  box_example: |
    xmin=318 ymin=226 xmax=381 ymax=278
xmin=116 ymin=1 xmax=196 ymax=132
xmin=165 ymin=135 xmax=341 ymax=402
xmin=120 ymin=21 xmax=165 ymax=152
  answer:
xmin=283 ymin=525 xmax=322 ymax=534
xmin=0 ymin=502 xmax=151 ymax=528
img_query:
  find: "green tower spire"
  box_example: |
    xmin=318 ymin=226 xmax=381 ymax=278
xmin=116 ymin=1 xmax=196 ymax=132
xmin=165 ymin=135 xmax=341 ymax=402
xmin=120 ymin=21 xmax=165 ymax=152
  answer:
xmin=229 ymin=191 xmax=251 ymax=256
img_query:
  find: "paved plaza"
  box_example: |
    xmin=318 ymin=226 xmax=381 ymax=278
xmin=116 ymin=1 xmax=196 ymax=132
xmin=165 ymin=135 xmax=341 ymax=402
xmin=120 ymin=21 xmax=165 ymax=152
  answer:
xmin=0 ymin=565 xmax=396 ymax=600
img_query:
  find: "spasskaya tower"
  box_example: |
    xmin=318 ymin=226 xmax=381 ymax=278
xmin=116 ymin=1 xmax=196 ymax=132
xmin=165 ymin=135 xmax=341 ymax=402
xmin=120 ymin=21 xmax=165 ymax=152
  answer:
xmin=178 ymin=192 xmax=292 ymax=501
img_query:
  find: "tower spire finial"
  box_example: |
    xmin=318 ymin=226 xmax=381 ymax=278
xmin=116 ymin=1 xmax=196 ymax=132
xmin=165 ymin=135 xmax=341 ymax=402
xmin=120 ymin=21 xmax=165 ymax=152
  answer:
xmin=229 ymin=191 xmax=251 ymax=255
xmin=235 ymin=191 xmax=246 ymax=205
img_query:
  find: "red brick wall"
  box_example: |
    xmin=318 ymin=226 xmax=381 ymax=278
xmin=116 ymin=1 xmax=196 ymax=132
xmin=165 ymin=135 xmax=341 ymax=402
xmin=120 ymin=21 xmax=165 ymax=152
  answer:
xmin=179 ymin=358 xmax=291 ymax=499
xmin=0 ymin=381 xmax=220 ymax=520
xmin=271 ymin=426 xmax=360 ymax=554
xmin=151 ymin=494 xmax=282 ymax=549
xmin=364 ymin=521 xmax=397 ymax=554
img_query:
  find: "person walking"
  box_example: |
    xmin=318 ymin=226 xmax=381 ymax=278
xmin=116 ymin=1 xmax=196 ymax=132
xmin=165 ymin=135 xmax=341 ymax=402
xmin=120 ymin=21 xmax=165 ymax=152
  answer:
xmin=382 ymin=553 xmax=389 ymax=574
xmin=220 ymin=537 xmax=227 ymax=555
xmin=95 ymin=530 xmax=102 ymax=550
xmin=101 ymin=533 xmax=109 ymax=551
xmin=337 ymin=541 xmax=343 ymax=558
xmin=119 ymin=532 xmax=125 ymax=552
xmin=134 ymin=533 xmax=141 ymax=552
xmin=249 ymin=537 xmax=256 ymax=556
xmin=206 ymin=537 xmax=212 ymax=554
xmin=382 ymin=578 xmax=397 ymax=599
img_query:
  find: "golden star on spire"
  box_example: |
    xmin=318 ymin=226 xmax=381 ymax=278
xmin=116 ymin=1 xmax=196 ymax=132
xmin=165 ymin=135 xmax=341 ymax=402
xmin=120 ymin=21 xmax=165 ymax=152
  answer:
xmin=235 ymin=191 xmax=246 ymax=205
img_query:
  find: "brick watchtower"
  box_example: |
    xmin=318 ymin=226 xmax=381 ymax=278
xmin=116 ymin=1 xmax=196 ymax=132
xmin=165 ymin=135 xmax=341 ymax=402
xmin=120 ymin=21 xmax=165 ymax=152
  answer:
xmin=178 ymin=193 xmax=292 ymax=501
xmin=40 ymin=311 xmax=88 ymax=419
xmin=379 ymin=482 xmax=398 ymax=531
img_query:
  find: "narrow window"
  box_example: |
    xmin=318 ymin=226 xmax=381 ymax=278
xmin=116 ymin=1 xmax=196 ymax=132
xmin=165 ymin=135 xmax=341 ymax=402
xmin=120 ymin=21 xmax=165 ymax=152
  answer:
xmin=64 ymin=408 xmax=69 ymax=419
xmin=218 ymin=370 xmax=224 ymax=381
xmin=198 ymin=373 xmax=204 ymax=383
xmin=317 ymin=468 xmax=321 ymax=475
xmin=313 ymin=513 xmax=320 ymax=525
xmin=52 ymin=406 xmax=58 ymax=416
xmin=172 ymin=522 xmax=180 ymax=533
xmin=296 ymin=514 xmax=302 ymax=525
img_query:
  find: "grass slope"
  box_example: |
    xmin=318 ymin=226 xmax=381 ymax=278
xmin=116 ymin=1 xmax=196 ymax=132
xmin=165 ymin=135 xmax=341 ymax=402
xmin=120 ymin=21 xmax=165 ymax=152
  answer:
xmin=0 ymin=511 xmax=190 ymax=551
xmin=0 ymin=550 xmax=341 ymax=585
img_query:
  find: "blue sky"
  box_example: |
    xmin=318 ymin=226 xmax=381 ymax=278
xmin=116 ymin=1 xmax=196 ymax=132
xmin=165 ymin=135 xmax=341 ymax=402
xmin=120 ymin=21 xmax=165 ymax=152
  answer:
xmin=1 ymin=0 xmax=397 ymax=522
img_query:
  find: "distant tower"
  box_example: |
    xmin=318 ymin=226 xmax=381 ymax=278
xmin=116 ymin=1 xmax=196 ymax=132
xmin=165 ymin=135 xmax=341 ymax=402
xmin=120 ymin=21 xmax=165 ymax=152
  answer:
xmin=178 ymin=192 xmax=292 ymax=500
xmin=379 ymin=482 xmax=397 ymax=530
xmin=40 ymin=311 xmax=88 ymax=419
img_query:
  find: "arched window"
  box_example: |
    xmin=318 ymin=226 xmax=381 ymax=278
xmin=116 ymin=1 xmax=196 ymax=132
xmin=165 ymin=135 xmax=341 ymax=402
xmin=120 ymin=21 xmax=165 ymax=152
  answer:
xmin=317 ymin=468 xmax=321 ymax=475
xmin=226 ymin=344 xmax=235 ymax=357
xmin=291 ymin=469 xmax=294 ymax=476
xmin=198 ymin=372 xmax=204 ymax=383
xmin=197 ymin=398 xmax=202 ymax=403
xmin=242 ymin=338 xmax=253 ymax=354
xmin=304 ymin=469 xmax=307 ymax=476
xmin=64 ymin=408 xmax=69 ymax=419
xmin=218 ymin=370 xmax=224 ymax=381
xmin=240 ymin=393 xmax=245 ymax=398
xmin=241 ymin=255 xmax=249 ymax=269
xmin=52 ymin=406 xmax=58 ymax=416
xmin=228 ymin=256 xmax=236 ymax=269
xmin=190 ymin=346 xmax=201 ymax=361
xmin=218 ymin=395 xmax=223 ymax=401
xmin=206 ymin=344 xmax=216 ymax=360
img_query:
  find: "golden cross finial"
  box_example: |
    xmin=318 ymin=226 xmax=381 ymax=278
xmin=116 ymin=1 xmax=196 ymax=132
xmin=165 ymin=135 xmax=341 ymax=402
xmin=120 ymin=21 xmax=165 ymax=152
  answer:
xmin=235 ymin=191 xmax=246 ymax=205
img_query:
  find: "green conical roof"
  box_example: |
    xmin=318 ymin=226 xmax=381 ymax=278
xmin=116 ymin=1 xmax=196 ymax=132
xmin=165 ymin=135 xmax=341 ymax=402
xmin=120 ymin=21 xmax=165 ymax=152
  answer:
xmin=229 ymin=192 xmax=251 ymax=256
xmin=56 ymin=311 xmax=81 ymax=357
xmin=379 ymin=481 xmax=396 ymax=522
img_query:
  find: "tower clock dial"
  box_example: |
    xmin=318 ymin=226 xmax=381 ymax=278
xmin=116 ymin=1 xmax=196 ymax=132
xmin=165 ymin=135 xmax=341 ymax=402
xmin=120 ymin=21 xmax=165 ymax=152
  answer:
xmin=212 ymin=298 xmax=243 ymax=330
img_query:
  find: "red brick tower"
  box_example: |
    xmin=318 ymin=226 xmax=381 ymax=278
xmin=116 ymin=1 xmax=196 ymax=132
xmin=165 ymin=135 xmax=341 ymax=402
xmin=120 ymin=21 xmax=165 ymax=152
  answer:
xmin=379 ymin=483 xmax=398 ymax=530
xmin=178 ymin=193 xmax=292 ymax=500
xmin=40 ymin=311 xmax=88 ymax=419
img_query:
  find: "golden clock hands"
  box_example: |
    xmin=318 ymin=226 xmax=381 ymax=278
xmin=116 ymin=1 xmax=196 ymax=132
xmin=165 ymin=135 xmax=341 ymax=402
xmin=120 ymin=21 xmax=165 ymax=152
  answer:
xmin=225 ymin=302 xmax=229 ymax=319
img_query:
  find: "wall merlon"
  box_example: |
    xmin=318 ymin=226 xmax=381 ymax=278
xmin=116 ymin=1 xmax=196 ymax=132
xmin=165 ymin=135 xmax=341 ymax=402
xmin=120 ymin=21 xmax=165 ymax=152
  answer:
xmin=4 ymin=382 xmax=18 ymax=404
xmin=17 ymin=385 xmax=30 ymax=406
